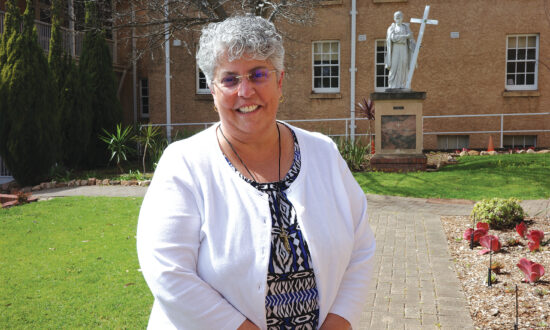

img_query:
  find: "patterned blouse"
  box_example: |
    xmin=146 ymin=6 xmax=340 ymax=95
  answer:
xmin=223 ymin=128 xmax=320 ymax=329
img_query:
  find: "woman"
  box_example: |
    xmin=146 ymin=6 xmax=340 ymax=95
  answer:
xmin=385 ymin=11 xmax=416 ymax=89
xmin=137 ymin=15 xmax=375 ymax=329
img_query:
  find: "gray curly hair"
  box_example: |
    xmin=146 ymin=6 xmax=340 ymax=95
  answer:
xmin=196 ymin=15 xmax=285 ymax=86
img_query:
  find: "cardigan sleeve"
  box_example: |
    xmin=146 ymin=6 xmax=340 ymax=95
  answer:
xmin=327 ymin=146 xmax=376 ymax=328
xmin=137 ymin=143 xmax=246 ymax=329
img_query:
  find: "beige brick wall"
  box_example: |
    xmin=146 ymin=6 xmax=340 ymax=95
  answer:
xmin=115 ymin=0 xmax=550 ymax=148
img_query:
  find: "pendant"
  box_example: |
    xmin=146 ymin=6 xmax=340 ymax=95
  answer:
xmin=279 ymin=229 xmax=291 ymax=252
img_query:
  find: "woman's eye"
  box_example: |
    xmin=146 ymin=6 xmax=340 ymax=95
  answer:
xmin=221 ymin=76 xmax=238 ymax=85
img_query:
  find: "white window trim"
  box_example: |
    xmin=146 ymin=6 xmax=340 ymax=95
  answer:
xmin=374 ymin=39 xmax=389 ymax=92
xmin=505 ymin=34 xmax=539 ymax=91
xmin=196 ymin=66 xmax=210 ymax=94
xmin=312 ymin=40 xmax=340 ymax=93
xmin=140 ymin=78 xmax=149 ymax=118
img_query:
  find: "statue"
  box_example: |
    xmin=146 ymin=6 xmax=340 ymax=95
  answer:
xmin=385 ymin=11 xmax=416 ymax=89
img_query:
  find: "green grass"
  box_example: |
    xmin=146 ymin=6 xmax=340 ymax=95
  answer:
xmin=0 ymin=197 xmax=150 ymax=328
xmin=354 ymin=153 xmax=550 ymax=200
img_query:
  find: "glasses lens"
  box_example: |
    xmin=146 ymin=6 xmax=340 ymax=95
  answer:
xmin=220 ymin=75 xmax=239 ymax=87
xmin=250 ymin=69 xmax=270 ymax=83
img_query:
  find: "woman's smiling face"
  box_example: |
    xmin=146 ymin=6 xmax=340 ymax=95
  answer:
xmin=211 ymin=56 xmax=284 ymax=139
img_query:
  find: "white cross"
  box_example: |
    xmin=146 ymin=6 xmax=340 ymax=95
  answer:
xmin=406 ymin=5 xmax=438 ymax=89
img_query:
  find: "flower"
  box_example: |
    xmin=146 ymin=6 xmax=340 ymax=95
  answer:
xmin=515 ymin=221 xmax=527 ymax=239
xmin=517 ymin=258 xmax=545 ymax=283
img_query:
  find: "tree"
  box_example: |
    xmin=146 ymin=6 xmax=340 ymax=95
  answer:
xmin=79 ymin=0 xmax=122 ymax=168
xmin=49 ymin=0 xmax=93 ymax=168
xmin=0 ymin=0 xmax=60 ymax=186
xmin=111 ymin=0 xmax=324 ymax=58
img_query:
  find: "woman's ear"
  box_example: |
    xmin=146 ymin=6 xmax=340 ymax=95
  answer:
xmin=278 ymin=71 xmax=285 ymax=90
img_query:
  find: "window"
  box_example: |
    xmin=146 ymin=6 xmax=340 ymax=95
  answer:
xmin=503 ymin=135 xmax=536 ymax=148
xmin=196 ymin=68 xmax=210 ymax=94
xmin=506 ymin=35 xmax=538 ymax=91
xmin=312 ymin=41 xmax=340 ymax=93
xmin=437 ymin=135 xmax=469 ymax=150
xmin=140 ymin=79 xmax=149 ymax=118
xmin=375 ymin=39 xmax=389 ymax=91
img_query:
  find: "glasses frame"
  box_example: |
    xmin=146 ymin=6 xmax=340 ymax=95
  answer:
xmin=212 ymin=69 xmax=279 ymax=92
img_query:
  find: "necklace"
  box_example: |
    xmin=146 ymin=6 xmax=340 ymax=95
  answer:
xmin=217 ymin=124 xmax=291 ymax=252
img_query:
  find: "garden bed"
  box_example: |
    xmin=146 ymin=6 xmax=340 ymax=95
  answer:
xmin=441 ymin=215 xmax=550 ymax=329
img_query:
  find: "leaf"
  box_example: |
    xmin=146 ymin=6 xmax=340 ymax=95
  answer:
xmin=515 ymin=221 xmax=527 ymax=239
xmin=124 ymin=282 xmax=135 ymax=287
xmin=517 ymin=258 xmax=545 ymax=283
xmin=479 ymin=235 xmax=501 ymax=252
xmin=476 ymin=222 xmax=489 ymax=231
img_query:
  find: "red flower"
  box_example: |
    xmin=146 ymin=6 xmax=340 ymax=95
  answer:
xmin=527 ymin=230 xmax=545 ymax=252
xmin=478 ymin=235 xmax=501 ymax=254
xmin=517 ymin=258 xmax=545 ymax=283
xmin=515 ymin=221 xmax=527 ymax=239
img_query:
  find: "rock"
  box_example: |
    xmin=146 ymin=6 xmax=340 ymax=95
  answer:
xmin=468 ymin=150 xmax=480 ymax=156
xmin=480 ymin=151 xmax=489 ymax=156
xmin=32 ymin=185 xmax=41 ymax=191
xmin=121 ymin=180 xmax=130 ymax=186
xmin=526 ymin=149 xmax=535 ymax=154
xmin=490 ymin=308 xmax=499 ymax=316
xmin=459 ymin=151 xmax=468 ymax=157
xmin=40 ymin=182 xmax=48 ymax=189
xmin=75 ymin=180 xmax=81 ymax=187
xmin=138 ymin=180 xmax=151 ymax=187
xmin=488 ymin=151 xmax=497 ymax=155
xmin=68 ymin=180 xmax=76 ymax=187
xmin=536 ymin=149 xmax=550 ymax=154
xmin=21 ymin=186 xmax=32 ymax=193
xmin=88 ymin=178 xmax=96 ymax=185
xmin=56 ymin=182 xmax=67 ymax=188
xmin=1 ymin=183 xmax=10 ymax=192
xmin=517 ymin=149 xmax=526 ymax=154
xmin=102 ymin=179 xmax=110 ymax=185
xmin=81 ymin=180 xmax=88 ymax=186
xmin=110 ymin=180 xmax=121 ymax=185
xmin=129 ymin=180 xmax=138 ymax=186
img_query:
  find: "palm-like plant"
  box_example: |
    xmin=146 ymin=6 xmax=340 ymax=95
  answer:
xmin=99 ymin=124 xmax=136 ymax=173
xmin=134 ymin=124 xmax=162 ymax=173
xmin=356 ymin=97 xmax=375 ymax=153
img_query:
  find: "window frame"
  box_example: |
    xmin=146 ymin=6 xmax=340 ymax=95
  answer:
xmin=505 ymin=34 xmax=539 ymax=91
xmin=196 ymin=66 xmax=210 ymax=94
xmin=503 ymin=135 xmax=537 ymax=149
xmin=140 ymin=78 xmax=150 ymax=118
xmin=436 ymin=135 xmax=470 ymax=150
xmin=374 ymin=39 xmax=389 ymax=92
xmin=312 ymin=40 xmax=340 ymax=93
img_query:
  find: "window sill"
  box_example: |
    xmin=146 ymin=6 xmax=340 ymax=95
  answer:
xmin=195 ymin=93 xmax=213 ymax=101
xmin=502 ymin=90 xmax=540 ymax=97
xmin=373 ymin=0 xmax=407 ymax=3
xmin=320 ymin=0 xmax=343 ymax=5
xmin=310 ymin=93 xmax=342 ymax=99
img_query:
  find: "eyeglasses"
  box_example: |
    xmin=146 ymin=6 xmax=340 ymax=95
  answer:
xmin=213 ymin=69 xmax=278 ymax=91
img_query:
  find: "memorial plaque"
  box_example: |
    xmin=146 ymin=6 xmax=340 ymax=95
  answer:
xmin=381 ymin=115 xmax=416 ymax=149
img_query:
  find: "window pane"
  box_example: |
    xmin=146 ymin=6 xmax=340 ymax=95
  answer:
xmin=314 ymin=67 xmax=321 ymax=76
xmin=526 ymin=61 xmax=535 ymax=73
xmin=517 ymin=62 xmax=525 ymax=73
xmin=322 ymin=67 xmax=330 ymax=76
xmin=377 ymin=53 xmax=384 ymax=63
xmin=323 ymin=78 xmax=330 ymax=87
xmin=506 ymin=75 xmax=515 ymax=85
xmin=527 ymin=49 xmax=536 ymax=60
xmin=314 ymin=54 xmax=322 ymax=62
xmin=528 ymin=36 xmax=537 ymax=47
xmin=518 ymin=36 xmax=526 ymax=47
xmin=322 ymin=54 xmax=330 ymax=63
xmin=377 ymin=65 xmax=385 ymax=75
xmin=517 ymin=74 xmax=525 ymax=84
xmin=314 ymin=43 xmax=321 ymax=53
xmin=507 ymin=62 xmax=515 ymax=74
xmin=507 ymin=49 xmax=516 ymax=60
xmin=376 ymin=77 xmax=385 ymax=86
xmin=517 ymin=49 xmax=526 ymax=60
xmin=331 ymin=78 xmax=338 ymax=87
xmin=314 ymin=78 xmax=322 ymax=88
xmin=331 ymin=66 xmax=338 ymax=76
xmin=526 ymin=74 xmax=534 ymax=85
xmin=323 ymin=43 xmax=331 ymax=53
xmin=508 ymin=36 xmax=516 ymax=47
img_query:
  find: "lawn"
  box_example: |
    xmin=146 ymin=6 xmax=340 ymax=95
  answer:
xmin=0 ymin=197 xmax=150 ymax=328
xmin=354 ymin=153 xmax=550 ymax=200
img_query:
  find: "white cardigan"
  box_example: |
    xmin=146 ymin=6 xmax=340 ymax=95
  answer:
xmin=137 ymin=123 xmax=376 ymax=329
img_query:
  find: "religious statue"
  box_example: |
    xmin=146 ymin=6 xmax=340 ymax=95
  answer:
xmin=385 ymin=11 xmax=416 ymax=89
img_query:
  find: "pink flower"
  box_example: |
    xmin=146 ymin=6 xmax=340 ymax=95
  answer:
xmin=463 ymin=227 xmax=488 ymax=242
xmin=515 ymin=221 xmax=527 ymax=239
xmin=478 ymin=235 xmax=501 ymax=254
xmin=527 ymin=230 xmax=545 ymax=252
xmin=517 ymin=258 xmax=545 ymax=283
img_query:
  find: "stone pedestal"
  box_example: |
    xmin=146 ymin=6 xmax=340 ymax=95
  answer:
xmin=370 ymin=91 xmax=427 ymax=172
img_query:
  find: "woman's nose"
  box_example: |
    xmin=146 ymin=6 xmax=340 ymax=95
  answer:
xmin=237 ymin=77 xmax=255 ymax=98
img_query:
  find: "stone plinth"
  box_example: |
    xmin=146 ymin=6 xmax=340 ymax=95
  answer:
xmin=370 ymin=91 xmax=427 ymax=172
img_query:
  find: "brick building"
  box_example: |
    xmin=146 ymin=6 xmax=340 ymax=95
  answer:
xmin=2 ymin=0 xmax=550 ymax=151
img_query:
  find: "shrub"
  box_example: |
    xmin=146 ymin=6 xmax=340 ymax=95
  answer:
xmin=336 ymin=138 xmax=368 ymax=171
xmin=471 ymin=197 xmax=525 ymax=229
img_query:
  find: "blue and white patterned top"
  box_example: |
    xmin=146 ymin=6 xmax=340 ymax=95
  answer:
xmin=223 ymin=127 xmax=320 ymax=329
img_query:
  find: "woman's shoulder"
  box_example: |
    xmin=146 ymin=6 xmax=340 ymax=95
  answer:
xmin=161 ymin=125 xmax=217 ymax=165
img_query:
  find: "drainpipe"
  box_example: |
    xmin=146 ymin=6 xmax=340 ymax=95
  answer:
xmin=132 ymin=5 xmax=137 ymax=124
xmin=349 ymin=0 xmax=357 ymax=141
xmin=164 ymin=0 xmax=172 ymax=143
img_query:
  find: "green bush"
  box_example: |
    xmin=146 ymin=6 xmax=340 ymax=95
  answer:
xmin=471 ymin=197 xmax=525 ymax=229
xmin=336 ymin=138 xmax=368 ymax=171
